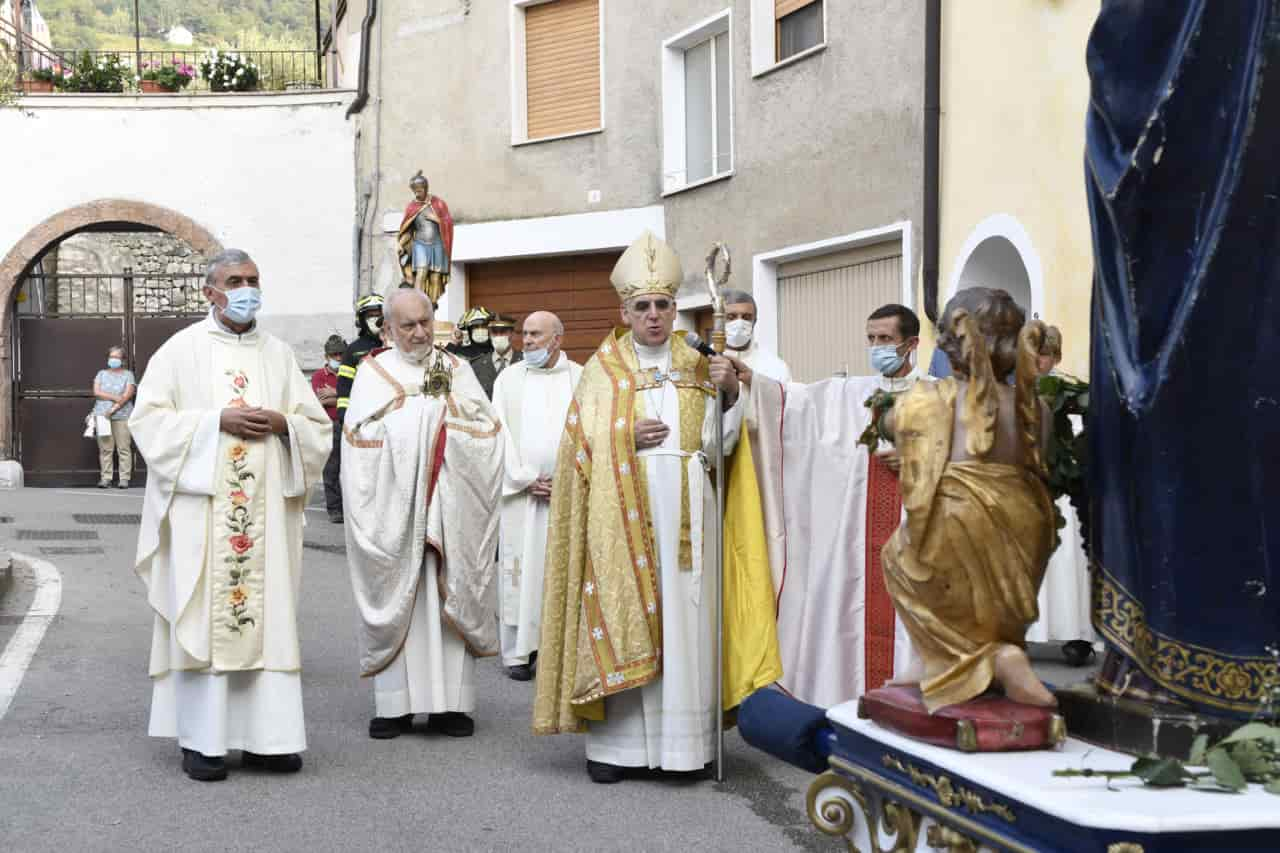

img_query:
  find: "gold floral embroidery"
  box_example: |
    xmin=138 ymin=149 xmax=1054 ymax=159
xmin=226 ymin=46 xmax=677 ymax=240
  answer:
xmin=1094 ymin=566 xmax=1278 ymax=713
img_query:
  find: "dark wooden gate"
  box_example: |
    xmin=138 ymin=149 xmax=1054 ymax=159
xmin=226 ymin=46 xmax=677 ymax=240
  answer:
xmin=12 ymin=270 xmax=207 ymax=486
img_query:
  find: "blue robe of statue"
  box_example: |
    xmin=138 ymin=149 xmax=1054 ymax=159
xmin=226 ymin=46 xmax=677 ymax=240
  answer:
xmin=1087 ymin=1 xmax=1280 ymax=718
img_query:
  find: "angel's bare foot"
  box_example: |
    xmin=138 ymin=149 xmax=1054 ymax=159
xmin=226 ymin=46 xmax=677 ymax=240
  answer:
xmin=993 ymin=645 xmax=1056 ymax=706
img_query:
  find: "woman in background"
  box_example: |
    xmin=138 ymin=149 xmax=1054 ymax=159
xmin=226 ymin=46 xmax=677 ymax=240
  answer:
xmin=92 ymin=345 xmax=137 ymax=488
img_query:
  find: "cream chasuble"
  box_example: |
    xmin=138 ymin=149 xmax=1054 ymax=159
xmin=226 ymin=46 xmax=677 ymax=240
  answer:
xmin=130 ymin=315 xmax=330 ymax=754
xmin=747 ymin=369 xmax=926 ymax=708
xmin=342 ymin=347 xmax=502 ymax=716
xmin=492 ymin=356 xmax=583 ymax=667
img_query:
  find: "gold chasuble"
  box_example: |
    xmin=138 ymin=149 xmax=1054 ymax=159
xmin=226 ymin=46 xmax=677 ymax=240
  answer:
xmin=534 ymin=329 xmax=780 ymax=734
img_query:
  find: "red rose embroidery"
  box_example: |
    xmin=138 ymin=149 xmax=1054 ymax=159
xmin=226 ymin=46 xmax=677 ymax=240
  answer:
xmin=234 ymin=375 xmax=247 ymax=389
xmin=230 ymin=490 xmax=248 ymax=506
xmin=229 ymin=534 xmax=254 ymax=555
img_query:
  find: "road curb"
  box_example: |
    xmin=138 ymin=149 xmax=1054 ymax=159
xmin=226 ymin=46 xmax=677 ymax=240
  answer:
xmin=0 ymin=551 xmax=11 ymax=604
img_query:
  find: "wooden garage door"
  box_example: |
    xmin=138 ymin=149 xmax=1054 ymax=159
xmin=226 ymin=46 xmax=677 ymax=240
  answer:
xmin=466 ymin=252 xmax=622 ymax=366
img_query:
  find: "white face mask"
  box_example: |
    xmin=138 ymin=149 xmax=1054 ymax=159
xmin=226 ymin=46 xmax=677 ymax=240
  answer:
xmin=492 ymin=335 xmax=511 ymax=354
xmin=524 ymin=347 xmax=551 ymax=369
xmin=725 ymin=319 xmax=753 ymax=349
xmin=471 ymin=327 xmax=490 ymax=345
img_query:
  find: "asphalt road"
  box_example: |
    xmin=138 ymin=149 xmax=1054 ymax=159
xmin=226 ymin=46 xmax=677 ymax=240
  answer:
xmin=0 ymin=487 xmax=840 ymax=853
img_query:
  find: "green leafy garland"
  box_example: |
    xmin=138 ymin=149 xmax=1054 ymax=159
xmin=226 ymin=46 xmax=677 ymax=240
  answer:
xmin=857 ymin=389 xmax=897 ymax=454
xmin=1037 ymin=373 xmax=1090 ymax=555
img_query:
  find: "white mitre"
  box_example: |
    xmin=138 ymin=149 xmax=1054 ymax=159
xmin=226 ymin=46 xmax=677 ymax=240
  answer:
xmin=610 ymin=230 xmax=682 ymax=301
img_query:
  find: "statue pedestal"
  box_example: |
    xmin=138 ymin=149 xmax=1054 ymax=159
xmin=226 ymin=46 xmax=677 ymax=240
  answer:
xmin=808 ymin=701 xmax=1280 ymax=852
xmin=1055 ymin=683 xmax=1239 ymax=763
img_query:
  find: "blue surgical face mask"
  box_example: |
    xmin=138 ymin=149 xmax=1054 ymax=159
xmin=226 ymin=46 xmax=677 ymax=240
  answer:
xmin=524 ymin=347 xmax=551 ymax=369
xmin=220 ymin=286 xmax=262 ymax=325
xmin=870 ymin=343 xmax=908 ymax=377
xmin=327 ymin=358 xmax=342 ymax=371
xmin=107 ymin=357 xmax=123 ymax=369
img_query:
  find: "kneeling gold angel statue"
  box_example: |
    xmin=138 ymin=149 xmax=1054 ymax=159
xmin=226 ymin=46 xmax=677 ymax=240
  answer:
xmin=878 ymin=287 xmax=1057 ymax=713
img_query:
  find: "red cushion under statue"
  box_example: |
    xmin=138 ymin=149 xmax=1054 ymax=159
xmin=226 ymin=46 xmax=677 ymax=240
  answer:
xmin=858 ymin=685 xmax=1066 ymax=752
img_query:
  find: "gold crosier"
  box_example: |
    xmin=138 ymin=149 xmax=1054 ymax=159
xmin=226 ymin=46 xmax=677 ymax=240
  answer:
xmin=704 ymin=241 xmax=731 ymax=783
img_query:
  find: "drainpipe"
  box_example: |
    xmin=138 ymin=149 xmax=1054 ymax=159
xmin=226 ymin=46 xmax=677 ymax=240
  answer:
xmin=345 ymin=0 xmax=377 ymax=119
xmin=922 ymin=0 xmax=941 ymax=324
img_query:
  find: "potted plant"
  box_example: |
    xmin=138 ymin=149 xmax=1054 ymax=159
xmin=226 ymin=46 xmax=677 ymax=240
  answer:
xmin=140 ymin=59 xmax=195 ymax=93
xmin=21 ymin=67 xmax=57 ymax=93
xmin=59 ymin=52 xmax=133 ymax=93
xmin=199 ymin=50 xmax=260 ymax=93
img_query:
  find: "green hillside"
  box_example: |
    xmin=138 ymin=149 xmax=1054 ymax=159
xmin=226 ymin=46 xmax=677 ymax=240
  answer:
xmin=36 ymin=0 xmax=318 ymax=51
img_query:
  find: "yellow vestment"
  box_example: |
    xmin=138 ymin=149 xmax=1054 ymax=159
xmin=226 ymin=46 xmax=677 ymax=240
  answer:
xmin=533 ymin=329 xmax=781 ymax=734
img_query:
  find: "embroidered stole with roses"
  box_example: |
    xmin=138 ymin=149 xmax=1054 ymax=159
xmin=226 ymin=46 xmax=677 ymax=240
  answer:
xmin=210 ymin=355 xmax=268 ymax=671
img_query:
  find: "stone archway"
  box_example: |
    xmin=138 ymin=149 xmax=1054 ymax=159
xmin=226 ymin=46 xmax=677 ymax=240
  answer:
xmin=0 ymin=200 xmax=222 ymax=459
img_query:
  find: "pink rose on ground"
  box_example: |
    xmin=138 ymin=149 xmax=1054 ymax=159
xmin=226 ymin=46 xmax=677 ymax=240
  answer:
xmin=229 ymin=534 xmax=254 ymax=555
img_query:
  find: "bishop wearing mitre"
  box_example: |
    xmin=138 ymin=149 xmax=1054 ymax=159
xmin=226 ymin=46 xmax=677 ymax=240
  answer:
xmin=341 ymin=288 xmax=503 ymax=740
xmin=534 ymin=231 xmax=781 ymax=783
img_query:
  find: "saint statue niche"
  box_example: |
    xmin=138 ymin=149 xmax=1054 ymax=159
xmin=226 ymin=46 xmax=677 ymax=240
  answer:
xmin=879 ymin=287 xmax=1058 ymax=715
xmin=397 ymin=171 xmax=454 ymax=304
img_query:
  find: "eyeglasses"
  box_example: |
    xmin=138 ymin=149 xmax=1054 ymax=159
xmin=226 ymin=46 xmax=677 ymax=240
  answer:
xmin=631 ymin=299 xmax=673 ymax=313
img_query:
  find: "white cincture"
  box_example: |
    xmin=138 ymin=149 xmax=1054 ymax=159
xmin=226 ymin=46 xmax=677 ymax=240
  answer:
xmin=635 ymin=447 xmax=708 ymax=607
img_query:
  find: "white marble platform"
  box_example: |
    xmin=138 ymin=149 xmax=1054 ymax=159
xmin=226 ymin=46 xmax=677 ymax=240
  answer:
xmin=828 ymin=700 xmax=1280 ymax=834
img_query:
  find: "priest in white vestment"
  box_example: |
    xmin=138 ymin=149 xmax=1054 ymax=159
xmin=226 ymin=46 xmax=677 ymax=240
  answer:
xmin=534 ymin=232 xmax=747 ymax=784
xmin=491 ymin=311 xmax=583 ymax=681
xmin=720 ymin=288 xmax=792 ymax=384
xmin=1025 ymin=327 xmax=1095 ymax=656
xmin=342 ymin=289 xmax=502 ymax=740
xmin=131 ymin=250 xmax=331 ymax=782
xmin=732 ymin=304 xmax=929 ymax=708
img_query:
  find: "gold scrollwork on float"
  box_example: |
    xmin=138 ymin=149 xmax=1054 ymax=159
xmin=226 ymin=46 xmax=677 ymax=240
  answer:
xmin=805 ymin=771 xmax=921 ymax=853
xmin=881 ymin=754 xmax=1016 ymax=824
xmin=926 ymin=823 xmax=978 ymax=853
xmin=1106 ymin=844 xmax=1144 ymax=853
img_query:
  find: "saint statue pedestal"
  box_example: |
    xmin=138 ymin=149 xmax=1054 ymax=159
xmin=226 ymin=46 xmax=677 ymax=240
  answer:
xmin=858 ymin=685 xmax=1066 ymax=752
xmin=808 ymin=702 xmax=1280 ymax=852
xmin=1055 ymin=683 xmax=1240 ymax=764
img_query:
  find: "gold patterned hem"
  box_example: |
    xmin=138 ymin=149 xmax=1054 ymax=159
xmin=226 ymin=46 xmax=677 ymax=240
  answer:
xmin=1094 ymin=564 xmax=1278 ymax=713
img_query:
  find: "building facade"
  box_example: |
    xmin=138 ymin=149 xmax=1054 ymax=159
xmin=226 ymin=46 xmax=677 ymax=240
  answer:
xmin=927 ymin=1 xmax=1099 ymax=378
xmin=331 ymin=0 xmax=925 ymax=377
xmin=0 ymin=91 xmax=356 ymax=483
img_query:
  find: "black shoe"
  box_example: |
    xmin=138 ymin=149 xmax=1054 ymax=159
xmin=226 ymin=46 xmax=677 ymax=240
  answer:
xmin=587 ymin=760 xmax=625 ymax=784
xmin=116 ymin=482 xmax=130 ymax=489
xmin=181 ymin=748 xmax=227 ymax=782
xmin=1062 ymin=640 xmax=1096 ymax=667
xmin=98 ymin=482 xmax=110 ymax=489
xmin=328 ymin=512 xmax=344 ymax=524
xmin=369 ymin=714 xmax=414 ymax=739
xmin=242 ymin=751 xmax=303 ymax=773
xmin=426 ymin=712 xmax=474 ymax=738
xmin=507 ymin=663 xmax=533 ymax=681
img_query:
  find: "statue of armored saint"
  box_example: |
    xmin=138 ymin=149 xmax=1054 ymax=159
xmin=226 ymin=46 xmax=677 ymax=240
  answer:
xmin=397 ymin=171 xmax=454 ymax=304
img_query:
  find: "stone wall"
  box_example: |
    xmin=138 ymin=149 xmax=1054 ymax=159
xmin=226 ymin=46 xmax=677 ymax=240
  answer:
xmin=48 ymin=232 xmax=209 ymax=314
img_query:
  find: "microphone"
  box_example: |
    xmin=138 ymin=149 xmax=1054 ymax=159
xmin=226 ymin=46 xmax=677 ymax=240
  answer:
xmin=684 ymin=332 xmax=718 ymax=358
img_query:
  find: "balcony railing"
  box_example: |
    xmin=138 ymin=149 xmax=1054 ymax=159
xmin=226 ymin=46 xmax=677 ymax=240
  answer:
xmin=11 ymin=48 xmax=330 ymax=94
